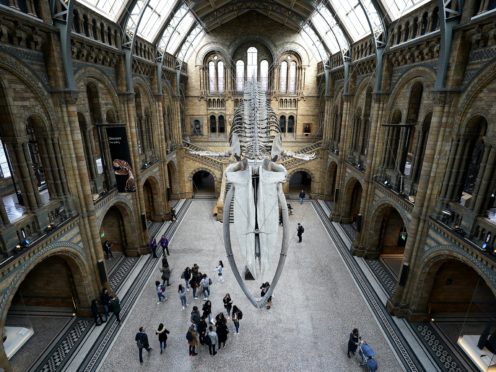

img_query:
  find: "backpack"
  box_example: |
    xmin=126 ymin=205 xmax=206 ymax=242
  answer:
xmin=160 ymin=284 xmax=166 ymax=293
xmin=208 ymin=278 xmax=212 ymax=285
xmin=299 ymin=226 xmax=304 ymax=233
xmin=237 ymin=310 xmax=243 ymax=320
xmin=136 ymin=339 xmax=143 ymax=348
xmin=186 ymin=331 xmax=193 ymax=342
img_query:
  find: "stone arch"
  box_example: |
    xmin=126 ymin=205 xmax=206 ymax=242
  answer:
xmin=352 ymin=77 xmax=374 ymax=108
xmin=228 ymin=34 xmax=276 ymax=62
xmin=98 ymin=200 xmax=139 ymax=256
xmin=412 ymin=248 xmax=496 ymax=317
xmin=288 ymin=168 xmax=313 ymax=193
xmin=365 ymin=202 xmax=409 ymax=269
xmin=342 ymin=177 xmax=364 ymax=222
xmin=195 ymin=43 xmax=232 ymax=67
xmin=386 ymin=66 xmax=435 ymax=113
xmin=189 ymin=168 xmax=218 ymax=194
xmin=141 ymin=175 xmax=162 ymax=222
xmin=0 ymin=244 xmax=92 ymax=328
xmin=274 ymin=42 xmax=310 ymax=66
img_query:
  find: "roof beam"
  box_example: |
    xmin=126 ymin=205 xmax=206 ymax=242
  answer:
xmin=152 ymin=0 xmax=183 ymax=46
xmin=308 ymin=20 xmax=332 ymax=58
xmin=323 ymin=1 xmax=353 ymax=46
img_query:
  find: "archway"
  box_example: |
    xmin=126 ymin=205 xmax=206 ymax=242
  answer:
xmin=343 ymin=179 xmax=363 ymax=223
xmin=369 ymin=205 xmax=407 ymax=277
xmin=192 ymin=170 xmax=215 ymax=195
xmin=5 ymin=254 xmax=88 ymax=369
xmin=289 ymin=171 xmax=312 ymax=193
xmin=143 ymin=178 xmax=161 ymax=221
xmin=100 ymin=206 xmax=129 ymax=256
xmin=326 ymin=162 xmax=337 ymax=201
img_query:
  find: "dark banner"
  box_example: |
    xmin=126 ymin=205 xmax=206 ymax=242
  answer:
xmin=106 ymin=127 xmax=136 ymax=192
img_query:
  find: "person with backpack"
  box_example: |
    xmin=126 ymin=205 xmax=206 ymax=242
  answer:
xmin=207 ymin=326 xmax=218 ymax=355
xmin=347 ymin=328 xmax=360 ymax=358
xmin=232 ymin=305 xmax=243 ymax=334
xmin=297 ymin=223 xmax=305 ymax=243
xmin=186 ymin=324 xmax=198 ymax=356
xmin=202 ymin=300 xmax=213 ymax=324
xmin=200 ymin=274 xmax=212 ymax=300
xmin=197 ymin=316 xmax=208 ymax=345
xmin=135 ymin=326 xmax=152 ymax=363
xmin=160 ymin=264 xmax=171 ymax=287
xmin=155 ymin=323 xmax=170 ymax=354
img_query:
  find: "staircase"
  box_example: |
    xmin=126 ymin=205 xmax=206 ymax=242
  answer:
xmin=225 ymin=183 xmax=235 ymax=223
xmin=280 ymin=140 xmax=323 ymax=168
xmin=183 ymin=141 xmax=227 ymax=171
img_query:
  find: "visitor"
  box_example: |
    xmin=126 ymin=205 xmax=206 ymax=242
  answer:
xmin=101 ymin=289 xmax=111 ymax=321
xmin=160 ymin=263 xmax=171 ymax=287
xmin=171 ymin=208 xmax=177 ymax=221
xmin=186 ymin=324 xmax=198 ymax=356
xmin=190 ymin=275 xmax=199 ymax=300
xmin=297 ymin=223 xmax=304 ymax=243
xmin=347 ymin=328 xmax=360 ymax=358
xmin=214 ymin=260 xmax=224 ymax=282
xmin=110 ymin=295 xmax=121 ymax=323
xmin=200 ymin=274 xmax=212 ymax=300
xmin=202 ymin=300 xmax=212 ymax=324
xmin=223 ymin=293 xmax=233 ymax=318
xmin=155 ymin=323 xmax=170 ymax=354
xmin=91 ymin=299 xmax=103 ymax=325
xmin=190 ymin=306 xmax=201 ymax=327
xmin=260 ymin=282 xmax=272 ymax=309
xmin=207 ymin=326 xmax=218 ymax=355
xmin=178 ymin=284 xmax=187 ymax=310
xmin=156 ymin=280 xmax=166 ymax=304
xmin=182 ymin=267 xmax=191 ymax=291
xmin=197 ymin=316 xmax=208 ymax=345
xmin=215 ymin=312 xmax=226 ymax=327
xmin=103 ymin=240 xmax=113 ymax=258
xmin=135 ymin=327 xmax=152 ymax=363
xmin=149 ymin=238 xmax=158 ymax=258
xmin=232 ymin=305 xmax=243 ymax=334
xmin=159 ymin=234 xmax=170 ymax=256
xmin=216 ymin=316 xmax=229 ymax=349
xmin=299 ymin=189 xmax=305 ymax=204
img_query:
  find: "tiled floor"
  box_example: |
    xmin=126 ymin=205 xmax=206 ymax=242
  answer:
xmin=97 ymin=200 xmax=402 ymax=371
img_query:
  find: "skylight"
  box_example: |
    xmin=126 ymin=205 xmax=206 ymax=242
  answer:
xmin=177 ymin=24 xmax=205 ymax=62
xmin=380 ymin=0 xmax=430 ymax=21
xmin=313 ymin=7 xmax=350 ymax=54
xmin=157 ymin=5 xmax=195 ymax=55
xmin=329 ymin=0 xmax=384 ymax=42
xmin=124 ymin=0 xmax=176 ymax=43
xmin=79 ymin=0 xmax=126 ymax=21
xmin=300 ymin=25 xmax=327 ymax=61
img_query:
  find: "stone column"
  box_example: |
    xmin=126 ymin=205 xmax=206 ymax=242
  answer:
xmin=9 ymin=141 xmax=38 ymax=211
xmin=472 ymin=145 xmax=496 ymax=215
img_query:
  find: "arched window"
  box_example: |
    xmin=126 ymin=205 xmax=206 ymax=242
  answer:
xmin=247 ymin=47 xmax=257 ymax=80
xmin=280 ymin=116 xmax=286 ymax=133
xmin=280 ymin=61 xmax=288 ymax=94
xmin=210 ymin=115 xmax=217 ymax=133
xmin=236 ymin=60 xmax=244 ymax=92
xmin=260 ymin=60 xmax=269 ymax=91
xmin=218 ymin=115 xmax=225 ymax=133
xmin=217 ymin=61 xmax=225 ymax=94
xmin=288 ymin=115 xmax=295 ymax=133
xmin=288 ymin=62 xmax=297 ymax=94
xmin=208 ymin=61 xmax=217 ymax=94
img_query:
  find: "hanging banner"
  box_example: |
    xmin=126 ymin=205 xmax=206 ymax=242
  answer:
xmin=106 ymin=127 xmax=136 ymax=192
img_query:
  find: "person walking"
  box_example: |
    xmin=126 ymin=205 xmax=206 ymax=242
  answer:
xmin=347 ymin=328 xmax=360 ymax=358
xmin=207 ymin=326 xmax=218 ymax=355
xmin=260 ymin=282 xmax=272 ymax=309
xmin=135 ymin=327 xmax=152 ymax=363
xmin=214 ymin=260 xmax=224 ymax=282
xmin=182 ymin=267 xmax=191 ymax=291
xmin=297 ymin=223 xmax=304 ymax=243
xmin=232 ymin=305 xmax=243 ymax=334
xmin=178 ymin=284 xmax=188 ymax=310
xmin=103 ymin=240 xmax=113 ymax=258
xmin=110 ymin=295 xmax=121 ymax=323
xmin=149 ymin=238 xmax=158 ymax=258
xmin=170 ymin=208 xmax=177 ymax=221
xmin=299 ymin=189 xmax=306 ymax=204
xmin=101 ymin=289 xmax=111 ymax=321
xmin=155 ymin=323 xmax=170 ymax=354
xmin=202 ymin=300 xmax=212 ymax=324
xmin=190 ymin=275 xmax=199 ymax=300
xmin=186 ymin=324 xmax=198 ymax=356
xmin=200 ymin=274 xmax=211 ymax=300
xmin=91 ymin=299 xmax=103 ymax=325
xmin=160 ymin=264 xmax=171 ymax=287
xmin=223 ymin=293 xmax=233 ymax=318
xmin=156 ymin=280 xmax=166 ymax=304
xmin=159 ymin=234 xmax=170 ymax=256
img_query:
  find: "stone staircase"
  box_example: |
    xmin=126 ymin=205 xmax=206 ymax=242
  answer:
xmin=182 ymin=141 xmax=228 ymax=171
xmin=280 ymin=140 xmax=323 ymax=169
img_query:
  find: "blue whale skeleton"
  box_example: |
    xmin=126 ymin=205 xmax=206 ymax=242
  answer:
xmin=189 ymin=80 xmax=315 ymax=308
